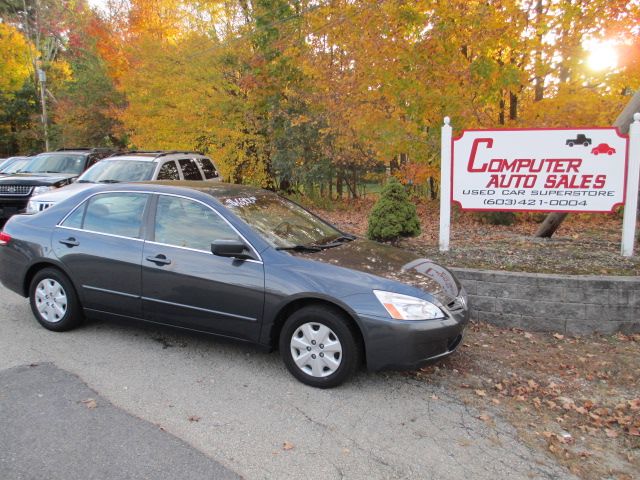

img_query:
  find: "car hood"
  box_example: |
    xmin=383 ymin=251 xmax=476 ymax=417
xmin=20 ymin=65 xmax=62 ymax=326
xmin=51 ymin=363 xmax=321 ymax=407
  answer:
xmin=0 ymin=172 xmax=78 ymax=186
xmin=28 ymin=181 xmax=95 ymax=202
xmin=296 ymin=239 xmax=461 ymax=304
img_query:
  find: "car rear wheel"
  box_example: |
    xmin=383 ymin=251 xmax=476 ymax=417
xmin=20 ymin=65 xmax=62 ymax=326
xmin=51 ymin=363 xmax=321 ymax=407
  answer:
xmin=583 ymin=142 xmax=589 ymax=147
xmin=29 ymin=268 xmax=83 ymax=332
xmin=568 ymin=142 xmax=574 ymax=147
xmin=280 ymin=305 xmax=360 ymax=388
xmin=608 ymin=150 xmax=613 ymax=155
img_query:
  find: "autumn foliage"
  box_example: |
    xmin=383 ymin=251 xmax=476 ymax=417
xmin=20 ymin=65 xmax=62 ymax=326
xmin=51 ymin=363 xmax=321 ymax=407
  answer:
xmin=1 ymin=0 xmax=639 ymax=195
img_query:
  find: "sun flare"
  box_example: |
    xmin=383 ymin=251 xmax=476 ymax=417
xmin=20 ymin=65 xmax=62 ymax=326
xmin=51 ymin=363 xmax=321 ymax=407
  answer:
xmin=586 ymin=42 xmax=619 ymax=71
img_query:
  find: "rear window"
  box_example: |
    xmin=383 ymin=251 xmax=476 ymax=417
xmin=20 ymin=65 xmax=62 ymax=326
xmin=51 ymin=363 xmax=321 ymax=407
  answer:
xmin=196 ymin=158 xmax=218 ymax=179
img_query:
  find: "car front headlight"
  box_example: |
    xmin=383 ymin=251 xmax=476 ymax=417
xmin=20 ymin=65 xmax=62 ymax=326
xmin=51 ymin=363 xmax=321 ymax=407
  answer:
xmin=373 ymin=290 xmax=445 ymax=320
xmin=26 ymin=199 xmax=56 ymax=214
xmin=32 ymin=186 xmax=54 ymax=195
xmin=25 ymin=200 xmax=39 ymax=214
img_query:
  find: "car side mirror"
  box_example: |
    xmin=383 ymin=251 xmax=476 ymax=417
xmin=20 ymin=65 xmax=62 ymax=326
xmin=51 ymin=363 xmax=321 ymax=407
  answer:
xmin=211 ymin=239 xmax=253 ymax=260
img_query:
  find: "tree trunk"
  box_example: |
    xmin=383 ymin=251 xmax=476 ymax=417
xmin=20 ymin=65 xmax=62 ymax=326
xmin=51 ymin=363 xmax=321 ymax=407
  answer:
xmin=535 ymin=89 xmax=640 ymax=238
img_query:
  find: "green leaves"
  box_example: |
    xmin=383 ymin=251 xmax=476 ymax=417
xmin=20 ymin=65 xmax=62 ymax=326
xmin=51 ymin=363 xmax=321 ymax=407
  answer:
xmin=367 ymin=178 xmax=420 ymax=243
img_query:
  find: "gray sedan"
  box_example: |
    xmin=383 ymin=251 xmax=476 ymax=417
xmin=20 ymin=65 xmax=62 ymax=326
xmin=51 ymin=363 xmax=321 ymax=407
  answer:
xmin=0 ymin=182 xmax=468 ymax=387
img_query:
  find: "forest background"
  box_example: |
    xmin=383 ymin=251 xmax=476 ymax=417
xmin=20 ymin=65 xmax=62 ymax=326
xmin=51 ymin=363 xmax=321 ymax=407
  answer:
xmin=1 ymin=0 xmax=639 ymax=198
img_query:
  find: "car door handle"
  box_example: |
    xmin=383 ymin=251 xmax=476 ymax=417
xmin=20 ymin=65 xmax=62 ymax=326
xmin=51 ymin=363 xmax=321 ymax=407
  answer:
xmin=59 ymin=237 xmax=80 ymax=247
xmin=145 ymin=254 xmax=171 ymax=266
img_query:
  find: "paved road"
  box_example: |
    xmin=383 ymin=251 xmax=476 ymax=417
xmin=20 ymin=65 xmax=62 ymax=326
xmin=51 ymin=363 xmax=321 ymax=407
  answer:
xmin=0 ymin=287 xmax=573 ymax=479
xmin=0 ymin=364 xmax=239 ymax=480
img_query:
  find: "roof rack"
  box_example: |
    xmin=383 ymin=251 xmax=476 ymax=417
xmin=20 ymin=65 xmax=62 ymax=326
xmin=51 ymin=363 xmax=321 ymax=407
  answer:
xmin=55 ymin=147 xmax=115 ymax=153
xmin=120 ymin=150 xmax=204 ymax=157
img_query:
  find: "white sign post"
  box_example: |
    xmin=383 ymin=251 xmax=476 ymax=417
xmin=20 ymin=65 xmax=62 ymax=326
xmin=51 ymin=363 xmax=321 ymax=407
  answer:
xmin=439 ymin=117 xmax=452 ymax=252
xmin=621 ymin=113 xmax=640 ymax=257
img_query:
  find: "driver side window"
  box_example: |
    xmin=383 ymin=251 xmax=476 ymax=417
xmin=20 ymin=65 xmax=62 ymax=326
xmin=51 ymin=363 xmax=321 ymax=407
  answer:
xmin=153 ymin=195 xmax=239 ymax=251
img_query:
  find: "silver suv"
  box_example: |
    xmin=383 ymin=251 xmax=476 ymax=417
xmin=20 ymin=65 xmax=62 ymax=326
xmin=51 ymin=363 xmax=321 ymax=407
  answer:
xmin=27 ymin=151 xmax=219 ymax=214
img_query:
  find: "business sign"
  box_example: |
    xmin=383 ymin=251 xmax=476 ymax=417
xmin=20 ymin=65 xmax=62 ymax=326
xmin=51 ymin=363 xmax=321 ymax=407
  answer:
xmin=451 ymin=128 xmax=628 ymax=212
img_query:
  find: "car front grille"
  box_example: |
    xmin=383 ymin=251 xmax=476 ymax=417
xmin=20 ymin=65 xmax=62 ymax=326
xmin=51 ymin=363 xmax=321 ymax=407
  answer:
xmin=0 ymin=185 xmax=33 ymax=196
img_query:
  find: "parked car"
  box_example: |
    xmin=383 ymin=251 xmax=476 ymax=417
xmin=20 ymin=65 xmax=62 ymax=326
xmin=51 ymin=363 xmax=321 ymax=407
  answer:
xmin=26 ymin=150 xmax=219 ymax=214
xmin=0 ymin=148 xmax=115 ymax=223
xmin=0 ymin=182 xmax=469 ymax=388
xmin=565 ymin=134 xmax=592 ymax=147
xmin=0 ymin=156 xmax=32 ymax=176
xmin=591 ymin=143 xmax=616 ymax=155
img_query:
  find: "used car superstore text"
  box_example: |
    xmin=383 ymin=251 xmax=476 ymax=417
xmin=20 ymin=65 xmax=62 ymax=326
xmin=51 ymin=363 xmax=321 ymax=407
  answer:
xmin=463 ymin=188 xmax=616 ymax=208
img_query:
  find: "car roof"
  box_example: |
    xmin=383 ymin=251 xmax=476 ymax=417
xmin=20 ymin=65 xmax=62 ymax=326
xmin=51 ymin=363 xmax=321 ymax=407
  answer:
xmin=125 ymin=180 xmax=270 ymax=199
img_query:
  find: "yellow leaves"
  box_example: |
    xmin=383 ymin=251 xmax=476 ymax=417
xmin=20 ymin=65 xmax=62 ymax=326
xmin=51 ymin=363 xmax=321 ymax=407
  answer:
xmin=0 ymin=23 xmax=32 ymax=97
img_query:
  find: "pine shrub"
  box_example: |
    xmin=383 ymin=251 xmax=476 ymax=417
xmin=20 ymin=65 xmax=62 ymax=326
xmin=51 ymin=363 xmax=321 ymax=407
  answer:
xmin=367 ymin=178 xmax=421 ymax=243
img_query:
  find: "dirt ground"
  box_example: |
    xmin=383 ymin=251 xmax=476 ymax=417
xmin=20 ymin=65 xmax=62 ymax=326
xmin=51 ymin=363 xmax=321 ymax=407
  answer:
xmin=313 ymin=198 xmax=640 ymax=276
xmin=412 ymin=323 xmax=640 ymax=480
xmin=311 ymin=198 xmax=639 ymax=478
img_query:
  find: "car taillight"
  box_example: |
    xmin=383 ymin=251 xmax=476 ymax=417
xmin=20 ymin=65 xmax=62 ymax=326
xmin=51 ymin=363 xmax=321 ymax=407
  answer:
xmin=0 ymin=232 xmax=11 ymax=246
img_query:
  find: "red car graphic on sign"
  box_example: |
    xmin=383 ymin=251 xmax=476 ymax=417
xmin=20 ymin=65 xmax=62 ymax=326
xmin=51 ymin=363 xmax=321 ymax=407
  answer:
xmin=591 ymin=143 xmax=616 ymax=155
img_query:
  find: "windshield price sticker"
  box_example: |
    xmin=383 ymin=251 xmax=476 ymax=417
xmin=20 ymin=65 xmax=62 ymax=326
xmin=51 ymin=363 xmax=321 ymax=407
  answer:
xmin=224 ymin=196 xmax=257 ymax=208
xmin=452 ymin=128 xmax=628 ymax=212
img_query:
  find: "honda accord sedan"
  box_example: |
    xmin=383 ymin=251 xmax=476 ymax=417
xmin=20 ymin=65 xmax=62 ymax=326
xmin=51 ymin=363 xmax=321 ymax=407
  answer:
xmin=0 ymin=182 xmax=468 ymax=387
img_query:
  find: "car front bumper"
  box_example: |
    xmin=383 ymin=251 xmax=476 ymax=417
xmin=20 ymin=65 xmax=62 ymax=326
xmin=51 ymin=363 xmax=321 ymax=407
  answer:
xmin=358 ymin=308 xmax=469 ymax=371
xmin=0 ymin=197 xmax=29 ymax=220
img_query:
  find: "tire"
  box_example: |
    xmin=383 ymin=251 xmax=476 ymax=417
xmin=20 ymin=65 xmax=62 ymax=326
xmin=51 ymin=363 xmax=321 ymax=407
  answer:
xmin=279 ymin=305 xmax=361 ymax=388
xmin=568 ymin=142 xmax=574 ymax=147
xmin=608 ymin=150 xmax=613 ymax=155
xmin=29 ymin=268 xmax=83 ymax=332
xmin=583 ymin=142 xmax=589 ymax=147
xmin=593 ymin=151 xmax=599 ymax=155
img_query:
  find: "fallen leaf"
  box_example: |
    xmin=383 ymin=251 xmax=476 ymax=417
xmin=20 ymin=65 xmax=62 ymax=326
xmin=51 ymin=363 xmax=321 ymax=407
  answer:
xmin=628 ymin=427 xmax=640 ymax=436
xmin=188 ymin=415 xmax=201 ymax=422
xmin=81 ymin=398 xmax=97 ymax=409
xmin=475 ymin=389 xmax=487 ymax=397
xmin=282 ymin=441 xmax=294 ymax=451
xmin=553 ymin=333 xmax=565 ymax=340
xmin=605 ymin=429 xmax=618 ymax=438
xmin=478 ymin=414 xmax=491 ymax=422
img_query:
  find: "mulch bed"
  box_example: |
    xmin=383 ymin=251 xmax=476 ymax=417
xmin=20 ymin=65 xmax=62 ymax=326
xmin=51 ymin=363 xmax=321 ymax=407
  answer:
xmin=311 ymin=198 xmax=640 ymax=276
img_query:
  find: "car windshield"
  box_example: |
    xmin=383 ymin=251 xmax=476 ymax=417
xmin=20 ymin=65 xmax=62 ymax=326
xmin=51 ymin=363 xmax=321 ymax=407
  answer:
xmin=78 ymin=160 xmax=156 ymax=183
xmin=19 ymin=153 xmax=86 ymax=174
xmin=0 ymin=158 xmax=30 ymax=174
xmin=220 ymin=194 xmax=344 ymax=249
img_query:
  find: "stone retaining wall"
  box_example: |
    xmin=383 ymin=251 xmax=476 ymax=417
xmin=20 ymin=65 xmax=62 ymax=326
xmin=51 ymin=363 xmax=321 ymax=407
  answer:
xmin=451 ymin=268 xmax=640 ymax=335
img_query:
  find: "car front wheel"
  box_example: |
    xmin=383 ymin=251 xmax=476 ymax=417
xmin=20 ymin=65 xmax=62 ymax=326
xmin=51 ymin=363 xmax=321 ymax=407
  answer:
xmin=280 ymin=305 xmax=361 ymax=388
xmin=29 ymin=268 xmax=83 ymax=332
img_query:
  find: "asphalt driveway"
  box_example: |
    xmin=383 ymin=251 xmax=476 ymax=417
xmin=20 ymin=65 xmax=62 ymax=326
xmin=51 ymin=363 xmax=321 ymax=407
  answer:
xmin=0 ymin=287 xmax=573 ymax=479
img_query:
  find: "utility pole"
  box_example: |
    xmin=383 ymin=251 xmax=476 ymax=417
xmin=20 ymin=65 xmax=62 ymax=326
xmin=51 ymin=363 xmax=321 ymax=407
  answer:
xmin=37 ymin=67 xmax=49 ymax=151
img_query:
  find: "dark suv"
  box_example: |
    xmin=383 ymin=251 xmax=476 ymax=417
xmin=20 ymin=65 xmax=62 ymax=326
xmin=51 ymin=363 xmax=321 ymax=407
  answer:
xmin=0 ymin=148 xmax=115 ymax=223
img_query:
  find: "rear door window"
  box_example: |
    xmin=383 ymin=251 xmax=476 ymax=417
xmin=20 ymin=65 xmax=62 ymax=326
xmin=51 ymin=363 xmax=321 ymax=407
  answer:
xmin=178 ymin=159 xmax=202 ymax=180
xmin=157 ymin=161 xmax=179 ymax=180
xmin=62 ymin=193 xmax=148 ymax=239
